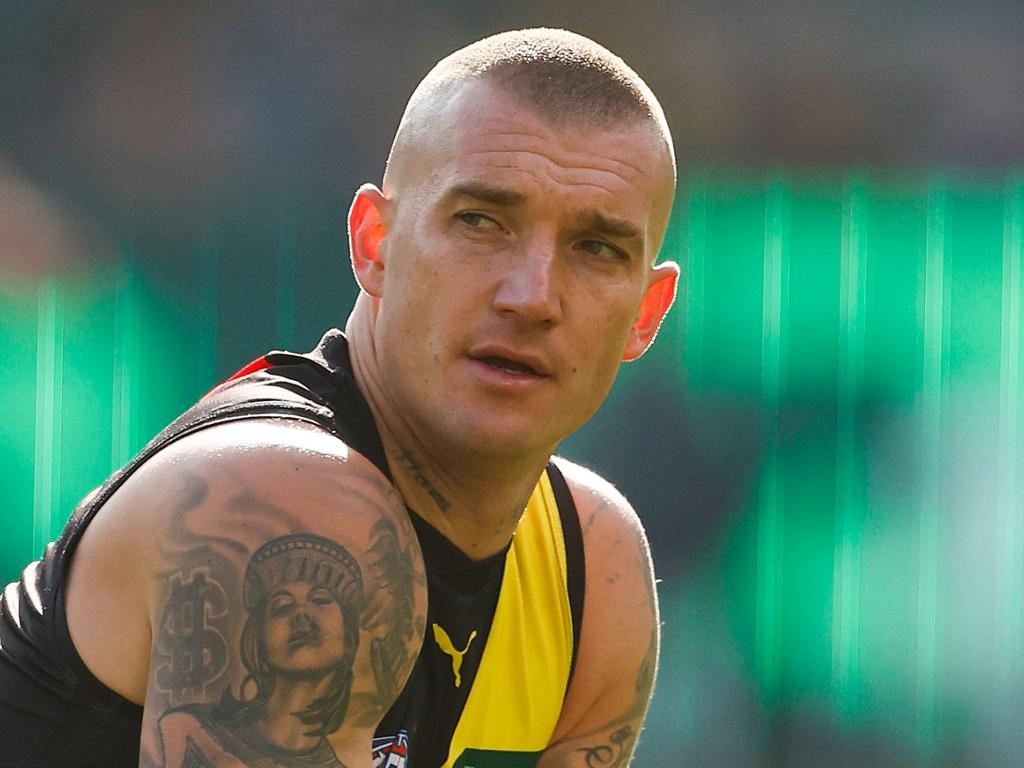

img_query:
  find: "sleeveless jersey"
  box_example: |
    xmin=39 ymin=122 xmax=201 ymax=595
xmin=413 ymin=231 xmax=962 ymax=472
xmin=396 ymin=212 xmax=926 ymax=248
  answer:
xmin=0 ymin=329 xmax=584 ymax=768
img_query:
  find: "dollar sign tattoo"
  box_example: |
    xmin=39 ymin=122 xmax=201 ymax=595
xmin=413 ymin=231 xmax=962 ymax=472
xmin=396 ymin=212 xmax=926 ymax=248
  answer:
xmin=155 ymin=569 xmax=229 ymax=705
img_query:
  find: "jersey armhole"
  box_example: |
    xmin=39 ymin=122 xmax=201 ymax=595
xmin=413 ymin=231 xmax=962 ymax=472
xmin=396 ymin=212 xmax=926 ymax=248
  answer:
xmin=545 ymin=461 xmax=585 ymax=688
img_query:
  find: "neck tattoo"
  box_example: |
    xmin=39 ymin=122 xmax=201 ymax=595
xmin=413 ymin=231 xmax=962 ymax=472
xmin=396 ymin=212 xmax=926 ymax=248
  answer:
xmin=392 ymin=449 xmax=452 ymax=512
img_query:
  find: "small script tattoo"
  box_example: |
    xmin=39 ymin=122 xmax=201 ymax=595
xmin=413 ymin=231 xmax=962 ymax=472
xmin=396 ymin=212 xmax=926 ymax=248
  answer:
xmin=393 ymin=449 xmax=451 ymax=511
xmin=574 ymin=643 xmax=653 ymax=768
xmin=577 ymin=726 xmax=636 ymax=768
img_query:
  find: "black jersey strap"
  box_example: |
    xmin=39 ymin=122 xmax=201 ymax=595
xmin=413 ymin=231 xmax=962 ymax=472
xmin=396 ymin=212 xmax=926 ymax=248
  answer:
xmin=281 ymin=328 xmax=393 ymax=480
xmin=545 ymin=461 xmax=585 ymax=687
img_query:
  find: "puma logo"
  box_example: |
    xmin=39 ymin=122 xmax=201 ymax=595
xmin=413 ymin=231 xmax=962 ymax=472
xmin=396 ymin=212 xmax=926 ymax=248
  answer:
xmin=432 ymin=623 xmax=477 ymax=688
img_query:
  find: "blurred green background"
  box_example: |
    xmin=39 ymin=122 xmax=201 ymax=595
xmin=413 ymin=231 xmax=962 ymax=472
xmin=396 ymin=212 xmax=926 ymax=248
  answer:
xmin=2 ymin=3 xmax=1023 ymax=766
xmin=4 ymin=172 xmax=1022 ymax=767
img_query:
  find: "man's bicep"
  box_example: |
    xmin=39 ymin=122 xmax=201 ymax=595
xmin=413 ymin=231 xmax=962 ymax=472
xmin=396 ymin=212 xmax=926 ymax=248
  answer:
xmin=135 ymin=424 xmax=426 ymax=767
xmin=542 ymin=459 xmax=660 ymax=768
xmin=537 ymin=627 xmax=657 ymax=768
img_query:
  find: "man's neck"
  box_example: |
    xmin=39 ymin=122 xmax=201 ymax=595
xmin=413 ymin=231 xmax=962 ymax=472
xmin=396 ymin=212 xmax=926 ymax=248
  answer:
xmin=346 ymin=306 xmax=551 ymax=560
xmin=377 ymin=431 xmax=543 ymax=560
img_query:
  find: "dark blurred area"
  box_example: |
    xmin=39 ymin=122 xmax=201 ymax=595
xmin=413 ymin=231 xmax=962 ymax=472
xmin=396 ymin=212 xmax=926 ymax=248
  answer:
xmin=2 ymin=0 xmax=1023 ymax=275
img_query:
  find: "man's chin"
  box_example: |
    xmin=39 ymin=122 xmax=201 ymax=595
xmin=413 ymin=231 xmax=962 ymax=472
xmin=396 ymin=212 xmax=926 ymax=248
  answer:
xmin=443 ymin=418 xmax=561 ymax=462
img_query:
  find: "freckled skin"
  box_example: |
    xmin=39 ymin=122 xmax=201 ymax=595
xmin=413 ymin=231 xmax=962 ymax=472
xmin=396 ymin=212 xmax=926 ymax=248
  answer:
xmin=366 ymin=79 xmax=677 ymax=465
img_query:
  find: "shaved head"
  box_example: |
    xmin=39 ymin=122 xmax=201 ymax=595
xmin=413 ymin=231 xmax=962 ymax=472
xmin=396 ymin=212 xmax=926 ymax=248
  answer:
xmin=383 ymin=29 xmax=675 ymax=194
xmin=344 ymin=27 xmax=682 ymax=470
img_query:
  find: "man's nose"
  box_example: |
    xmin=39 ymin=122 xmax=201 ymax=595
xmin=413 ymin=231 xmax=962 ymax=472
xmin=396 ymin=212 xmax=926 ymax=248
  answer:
xmin=492 ymin=243 xmax=563 ymax=325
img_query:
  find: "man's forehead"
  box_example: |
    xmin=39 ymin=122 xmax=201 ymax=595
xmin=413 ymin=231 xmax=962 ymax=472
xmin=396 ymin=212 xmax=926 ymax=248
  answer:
xmin=388 ymin=77 xmax=676 ymax=244
xmin=425 ymin=87 xmax=667 ymax=191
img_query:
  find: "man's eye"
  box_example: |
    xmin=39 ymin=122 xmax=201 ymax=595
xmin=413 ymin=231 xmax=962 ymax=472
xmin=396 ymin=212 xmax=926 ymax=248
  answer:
xmin=456 ymin=211 xmax=501 ymax=230
xmin=579 ymin=240 xmax=626 ymax=261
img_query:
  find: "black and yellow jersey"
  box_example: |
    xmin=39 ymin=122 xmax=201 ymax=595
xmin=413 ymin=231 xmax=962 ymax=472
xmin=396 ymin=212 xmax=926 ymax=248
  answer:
xmin=0 ymin=329 xmax=584 ymax=768
xmin=376 ymin=461 xmax=584 ymax=768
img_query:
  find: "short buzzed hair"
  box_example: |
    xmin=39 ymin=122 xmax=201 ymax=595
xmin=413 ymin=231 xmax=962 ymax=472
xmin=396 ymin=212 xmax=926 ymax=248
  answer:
xmin=387 ymin=28 xmax=675 ymax=180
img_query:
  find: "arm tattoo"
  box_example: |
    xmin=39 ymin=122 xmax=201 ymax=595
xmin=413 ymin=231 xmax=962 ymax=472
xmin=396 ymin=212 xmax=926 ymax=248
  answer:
xmin=363 ymin=518 xmax=425 ymax=702
xmin=636 ymin=632 xmax=656 ymax=694
xmin=154 ymin=568 xmax=229 ymax=706
xmin=180 ymin=737 xmax=215 ymax=768
xmin=577 ymin=726 xmax=636 ymax=768
xmin=574 ymin=631 xmax=657 ymax=768
xmin=154 ymin=533 xmax=363 ymax=767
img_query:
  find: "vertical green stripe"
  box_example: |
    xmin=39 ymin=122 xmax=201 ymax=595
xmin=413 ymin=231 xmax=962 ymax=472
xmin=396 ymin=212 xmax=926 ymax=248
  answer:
xmin=111 ymin=246 xmax=140 ymax=469
xmin=32 ymin=278 xmax=63 ymax=555
xmin=756 ymin=179 xmax=788 ymax=705
xmin=998 ymin=176 xmax=1024 ymax=737
xmin=833 ymin=175 xmax=868 ymax=718
xmin=917 ymin=180 xmax=948 ymax=761
xmin=685 ymin=174 xmax=708 ymax=384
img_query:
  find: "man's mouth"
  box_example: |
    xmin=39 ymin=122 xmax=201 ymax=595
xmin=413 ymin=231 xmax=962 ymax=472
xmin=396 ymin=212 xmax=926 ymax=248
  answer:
xmin=477 ymin=356 xmax=541 ymax=376
xmin=467 ymin=346 xmax=552 ymax=378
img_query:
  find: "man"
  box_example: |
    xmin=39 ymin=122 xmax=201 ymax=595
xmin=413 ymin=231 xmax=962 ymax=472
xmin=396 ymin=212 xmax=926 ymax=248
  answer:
xmin=0 ymin=28 xmax=679 ymax=768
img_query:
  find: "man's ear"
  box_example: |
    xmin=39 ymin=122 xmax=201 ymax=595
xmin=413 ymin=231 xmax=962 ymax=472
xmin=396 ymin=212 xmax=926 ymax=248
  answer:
xmin=348 ymin=184 xmax=389 ymax=297
xmin=622 ymin=260 xmax=680 ymax=361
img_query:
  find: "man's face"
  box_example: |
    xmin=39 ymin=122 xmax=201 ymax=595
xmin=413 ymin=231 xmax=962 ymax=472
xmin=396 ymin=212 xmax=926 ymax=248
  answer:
xmin=263 ymin=580 xmax=348 ymax=676
xmin=367 ymin=79 xmax=676 ymax=459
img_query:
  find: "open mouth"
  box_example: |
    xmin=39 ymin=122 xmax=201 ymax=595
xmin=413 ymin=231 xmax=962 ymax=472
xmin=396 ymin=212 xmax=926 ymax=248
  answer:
xmin=477 ymin=355 xmax=541 ymax=376
xmin=467 ymin=345 xmax=552 ymax=378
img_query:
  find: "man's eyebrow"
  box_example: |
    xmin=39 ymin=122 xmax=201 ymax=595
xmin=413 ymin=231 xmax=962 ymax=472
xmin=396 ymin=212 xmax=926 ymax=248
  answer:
xmin=444 ymin=183 xmax=643 ymax=241
xmin=582 ymin=211 xmax=643 ymax=241
xmin=445 ymin=182 xmax=526 ymax=207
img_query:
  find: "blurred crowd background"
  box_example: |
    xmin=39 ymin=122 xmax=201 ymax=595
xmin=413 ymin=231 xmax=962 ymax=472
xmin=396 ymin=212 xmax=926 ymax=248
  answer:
xmin=1 ymin=2 xmax=1023 ymax=766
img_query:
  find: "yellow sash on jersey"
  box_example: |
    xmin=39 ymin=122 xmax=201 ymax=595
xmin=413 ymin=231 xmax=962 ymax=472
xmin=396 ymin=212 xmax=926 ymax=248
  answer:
xmin=441 ymin=470 xmax=575 ymax=768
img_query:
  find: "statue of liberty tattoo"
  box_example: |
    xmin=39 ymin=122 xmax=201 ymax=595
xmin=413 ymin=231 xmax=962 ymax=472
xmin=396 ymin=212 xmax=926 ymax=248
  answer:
xmin=158 ymin=534 xmax=364 ymax=768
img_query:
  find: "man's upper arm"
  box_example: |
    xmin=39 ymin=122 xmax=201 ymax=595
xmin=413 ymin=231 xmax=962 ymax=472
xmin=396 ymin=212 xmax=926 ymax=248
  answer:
xmin=540 ymin=458 xmax=660 ymax=768
xmin=121 ymin=419 xmax=426 ymax=768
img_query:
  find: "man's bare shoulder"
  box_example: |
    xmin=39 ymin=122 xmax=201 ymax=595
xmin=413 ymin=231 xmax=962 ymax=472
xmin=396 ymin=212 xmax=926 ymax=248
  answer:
xmin=552 ymin=456 xmax=649 ymax=548
xmin=550 ymin=456 xmax=656 ymax=628
xmin=67 ymin=418 xmax=426 ymax=768
xmin=126 ymin=417 xmax=404 ymax=535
